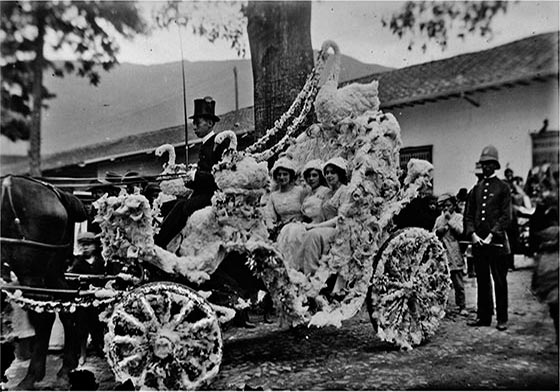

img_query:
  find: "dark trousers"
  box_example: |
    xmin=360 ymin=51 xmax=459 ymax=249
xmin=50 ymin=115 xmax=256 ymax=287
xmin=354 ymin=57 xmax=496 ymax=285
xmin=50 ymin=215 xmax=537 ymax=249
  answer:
xmin=75 ymin=308 xmax=104 ymax=353
xmin=474 ymin=247 xmax=509 ymax=323
xmin=450 ymin=270 xmax=466 ymax=308
xmin=154 ymin=194 xmax=211 ymax=248
xmin=466 ymin=257 xmax=476 ymax=277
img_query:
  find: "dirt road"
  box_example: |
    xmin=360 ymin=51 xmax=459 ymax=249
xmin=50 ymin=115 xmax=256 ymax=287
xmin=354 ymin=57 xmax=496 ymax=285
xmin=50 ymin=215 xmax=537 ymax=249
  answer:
xmin=4 ymin=257 xmax=558 ymax=390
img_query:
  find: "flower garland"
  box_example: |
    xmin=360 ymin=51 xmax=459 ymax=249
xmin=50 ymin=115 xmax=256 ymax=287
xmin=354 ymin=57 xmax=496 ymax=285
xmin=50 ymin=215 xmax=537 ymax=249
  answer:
xmin=1 ymin=288 xmax=119 ymax=314
xmin=244 ymin=45 xmax=328 ymax=156
xmin=250 ymin=86 xmax=319 ymax=162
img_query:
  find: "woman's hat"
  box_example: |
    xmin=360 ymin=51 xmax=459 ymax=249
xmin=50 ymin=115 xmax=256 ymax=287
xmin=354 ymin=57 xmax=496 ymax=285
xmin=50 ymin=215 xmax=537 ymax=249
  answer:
xmin=271 ymin=156 xmax=297 ymax=178
xmin=302 ymin=159 xmax=324 ymax=176
xmin=188 ymin=96 xmax=220 ymax=122
xmin=323 ymin=157 xmax=347 ymax=174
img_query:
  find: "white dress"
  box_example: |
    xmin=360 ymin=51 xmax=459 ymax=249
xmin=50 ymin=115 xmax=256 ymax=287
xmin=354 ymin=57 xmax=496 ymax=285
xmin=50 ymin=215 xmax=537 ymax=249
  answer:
xmin=277 ymin=186 xmax=331 ymax=271
xmin=299 ymin=185 xmax=351 ymax=275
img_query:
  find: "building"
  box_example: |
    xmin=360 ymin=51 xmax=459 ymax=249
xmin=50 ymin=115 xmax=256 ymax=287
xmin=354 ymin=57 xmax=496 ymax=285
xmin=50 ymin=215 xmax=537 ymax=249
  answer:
xmin=2 ymin=32 xmax=558 ymax=194
xmin=352 ymin=31 xmax=559 ymax=193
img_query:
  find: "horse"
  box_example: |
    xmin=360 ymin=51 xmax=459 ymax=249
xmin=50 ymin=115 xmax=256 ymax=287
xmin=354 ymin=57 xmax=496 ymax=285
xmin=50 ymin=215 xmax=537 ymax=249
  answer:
xmin=1 ymin=175 xmax=87 ymax=389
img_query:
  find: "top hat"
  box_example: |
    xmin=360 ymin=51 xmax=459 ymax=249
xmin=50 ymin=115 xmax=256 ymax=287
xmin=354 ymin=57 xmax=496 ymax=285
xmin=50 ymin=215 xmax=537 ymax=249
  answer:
xmin=189 ymin=96 xmax=220 ymax=122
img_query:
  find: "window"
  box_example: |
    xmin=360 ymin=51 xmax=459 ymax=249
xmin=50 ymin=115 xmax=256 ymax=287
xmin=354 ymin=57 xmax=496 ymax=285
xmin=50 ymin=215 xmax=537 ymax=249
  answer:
xmin=399 ymin=145 xmax=433 ymax=172
xmin=531 ymin=130 xmax=559 ymax=168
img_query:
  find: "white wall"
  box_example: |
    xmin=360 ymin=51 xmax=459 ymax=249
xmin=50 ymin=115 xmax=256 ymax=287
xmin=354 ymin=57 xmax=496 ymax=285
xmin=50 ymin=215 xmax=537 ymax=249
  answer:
xmin=391 ymin=79 xmax=559 ymax=194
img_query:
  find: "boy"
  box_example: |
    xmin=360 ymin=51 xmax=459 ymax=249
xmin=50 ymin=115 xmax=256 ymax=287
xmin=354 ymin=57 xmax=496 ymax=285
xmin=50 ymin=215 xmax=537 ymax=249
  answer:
xmin=434 ymin=193 xmax=468 ymax=316
xmin=68 ymin=232 xmax=105 ymax=364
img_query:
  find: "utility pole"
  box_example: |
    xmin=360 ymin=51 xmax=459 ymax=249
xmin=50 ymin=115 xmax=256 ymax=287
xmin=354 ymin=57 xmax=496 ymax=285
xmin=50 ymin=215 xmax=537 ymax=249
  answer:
xmin=177 ymin=21 xmax=189 ymax=164
xmin=233 ymin=66 xmax=239 ymax=112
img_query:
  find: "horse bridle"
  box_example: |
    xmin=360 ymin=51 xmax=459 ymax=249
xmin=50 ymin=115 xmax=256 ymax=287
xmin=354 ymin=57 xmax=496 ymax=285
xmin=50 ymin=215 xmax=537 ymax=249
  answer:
xmin=0 ymin=176 xmax=71 ymax=249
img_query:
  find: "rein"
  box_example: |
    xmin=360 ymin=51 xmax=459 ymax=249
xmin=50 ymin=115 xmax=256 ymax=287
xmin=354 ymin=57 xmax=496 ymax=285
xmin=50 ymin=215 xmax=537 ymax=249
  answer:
xmin=1 ymin=176 xmax=71 ymax=250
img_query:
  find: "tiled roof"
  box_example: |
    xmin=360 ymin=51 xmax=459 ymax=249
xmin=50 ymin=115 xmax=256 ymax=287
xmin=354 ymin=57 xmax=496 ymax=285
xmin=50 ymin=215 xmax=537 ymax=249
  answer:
xmin=348 ymin=31 xmax=559 ymax=107
xmin=1 ymin=106 xmax=254 ymax=174
xmin=3 ymin=31 xmax=558 ymax=175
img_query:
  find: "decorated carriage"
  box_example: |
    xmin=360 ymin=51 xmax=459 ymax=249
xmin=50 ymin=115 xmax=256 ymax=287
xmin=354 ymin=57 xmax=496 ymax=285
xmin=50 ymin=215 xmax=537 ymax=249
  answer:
xmin=1 ymin=41 xmax=451 ymax=391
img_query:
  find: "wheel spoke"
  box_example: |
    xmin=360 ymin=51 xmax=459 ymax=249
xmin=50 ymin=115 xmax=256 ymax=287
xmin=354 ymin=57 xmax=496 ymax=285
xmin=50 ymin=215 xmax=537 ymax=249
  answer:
xmin=138 ymin=296 xmax=159 ymax=325
xmin=168 ymin=295 xmax=196 ymax=329
xmin=146 ymin=291 xmax=172 ymax=325
xmin=116 ymin=352 xmax=147 ymax=380
xmin=112 ymin=310 xmax=147 ymax=336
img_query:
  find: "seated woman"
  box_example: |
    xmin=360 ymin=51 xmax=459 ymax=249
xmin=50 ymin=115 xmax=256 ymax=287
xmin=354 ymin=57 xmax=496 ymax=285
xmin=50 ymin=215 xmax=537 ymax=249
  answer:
xmin=298 ymin=157 xmax=351 ymax=277
xmin=278 ymin=159 xmax=331 ymax=271
xmin=264 ymin=155 xmax=306 ymax=235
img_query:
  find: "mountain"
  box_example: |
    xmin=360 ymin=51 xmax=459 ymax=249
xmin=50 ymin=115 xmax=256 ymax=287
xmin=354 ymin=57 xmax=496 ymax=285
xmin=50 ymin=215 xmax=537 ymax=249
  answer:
xmin=2 ymin=55 xmax=392 ymax=157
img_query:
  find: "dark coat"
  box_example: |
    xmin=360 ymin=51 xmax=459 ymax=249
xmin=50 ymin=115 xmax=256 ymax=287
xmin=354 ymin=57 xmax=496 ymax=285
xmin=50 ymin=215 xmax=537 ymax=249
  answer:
xmin=185 ymin=133 xmax=229 ymax=197
xmin=464 ymin=176 xmax=512 ymax=254
xmin=155 ymin=132 xmax=229 ymax=248
xmin=393 ymin=196 xmax=439 ymax=231
xmin=68 ymin=254 xmax=105 ymax=275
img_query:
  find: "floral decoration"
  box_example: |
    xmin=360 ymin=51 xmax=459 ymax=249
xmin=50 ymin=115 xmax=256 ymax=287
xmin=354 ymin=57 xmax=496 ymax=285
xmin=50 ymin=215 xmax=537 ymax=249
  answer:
xmin=367 ymin=228 xmax=450 ymax=350
xmin=93 ymin=191 xmax=156 ymax=266
xmin=244 ymin=43 xmax=330 ymax=159
xmin=1 ymin=287 xmax=119 ymax=314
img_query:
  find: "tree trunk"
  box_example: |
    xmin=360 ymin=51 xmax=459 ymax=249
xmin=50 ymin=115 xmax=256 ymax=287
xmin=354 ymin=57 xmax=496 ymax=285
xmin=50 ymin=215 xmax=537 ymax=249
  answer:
xmin=29 ymin=4 xmax=46 ymax=176
xmin=246 ymin=1 xmax=314 ymax=138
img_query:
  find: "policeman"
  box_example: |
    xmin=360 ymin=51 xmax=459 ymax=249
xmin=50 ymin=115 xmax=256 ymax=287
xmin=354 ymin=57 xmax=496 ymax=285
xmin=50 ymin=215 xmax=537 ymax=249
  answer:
xmin=464 ymin=145 xmax=513 ymax=331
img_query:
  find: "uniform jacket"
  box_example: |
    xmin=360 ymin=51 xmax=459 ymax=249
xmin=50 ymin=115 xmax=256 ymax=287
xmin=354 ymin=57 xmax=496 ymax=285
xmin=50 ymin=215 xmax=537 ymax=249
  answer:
xmin=185 ymin=133 xmax=229 ymax=197
xmin=464 ymin=176 xmax=512 ymax=254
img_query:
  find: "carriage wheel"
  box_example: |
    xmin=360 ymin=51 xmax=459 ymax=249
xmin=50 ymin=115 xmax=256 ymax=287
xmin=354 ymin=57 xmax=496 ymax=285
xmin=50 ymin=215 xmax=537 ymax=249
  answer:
xmin=366 ymin=228 xmax=451 ymax=350
xmin=105 ymin=282 xmax=223 ymax=390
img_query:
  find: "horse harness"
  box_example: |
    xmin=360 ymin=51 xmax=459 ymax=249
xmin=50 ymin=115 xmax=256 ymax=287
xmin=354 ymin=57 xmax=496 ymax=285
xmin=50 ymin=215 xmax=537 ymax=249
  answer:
xmin=1 ymin=175 xmax=71 ymax=250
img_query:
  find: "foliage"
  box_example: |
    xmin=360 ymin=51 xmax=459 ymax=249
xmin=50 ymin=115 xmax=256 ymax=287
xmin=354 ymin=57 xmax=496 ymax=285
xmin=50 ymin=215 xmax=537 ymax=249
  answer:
xmin=153 ymin=0 xmax=248 ymax=57
xmin=0 ymin=0 xmax=147 ymax=141
xmin=382 ymin=1 xmax=511 ymax=52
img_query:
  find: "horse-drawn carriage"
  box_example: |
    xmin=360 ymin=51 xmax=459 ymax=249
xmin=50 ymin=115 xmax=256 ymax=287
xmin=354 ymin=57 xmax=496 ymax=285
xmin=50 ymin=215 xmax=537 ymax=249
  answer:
xmin=1 ymin=41 xmax=451 ymax=390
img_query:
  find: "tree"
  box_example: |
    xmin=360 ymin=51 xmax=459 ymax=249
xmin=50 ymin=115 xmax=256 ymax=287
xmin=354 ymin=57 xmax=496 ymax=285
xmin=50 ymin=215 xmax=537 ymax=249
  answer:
xmin=1 ymin=1 xmax=147 ymax=175
xmin=245 ymin=1 xmax=314 ymax=137
xmin=156 ymin=1 xmax=515 ymax=149
xmin=155 ymin=0 xmax=314 ymax=140
xmin=382 ymin=1 xmax=510 ymax=52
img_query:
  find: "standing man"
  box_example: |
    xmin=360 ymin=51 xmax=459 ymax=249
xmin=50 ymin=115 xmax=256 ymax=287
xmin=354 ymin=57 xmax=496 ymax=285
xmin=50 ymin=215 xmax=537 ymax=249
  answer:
xmin=155 ymin=96 xmax=228 ymax=248
xmin=464 ymin=145 xmax=513 ymax=331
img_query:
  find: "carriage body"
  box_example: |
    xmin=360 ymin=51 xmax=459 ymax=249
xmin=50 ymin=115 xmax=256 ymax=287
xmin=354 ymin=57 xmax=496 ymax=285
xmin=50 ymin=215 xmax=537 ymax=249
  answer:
xmin=1 ymin=41 xmax=451 ymax=391
xmin=91 ymin=59 xmax=450 ymax=390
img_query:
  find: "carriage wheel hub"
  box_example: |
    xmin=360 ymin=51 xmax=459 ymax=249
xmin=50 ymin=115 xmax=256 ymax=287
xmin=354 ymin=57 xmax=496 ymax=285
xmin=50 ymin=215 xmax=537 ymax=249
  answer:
xmin=152 ymin=330 xmax=178 ymax=359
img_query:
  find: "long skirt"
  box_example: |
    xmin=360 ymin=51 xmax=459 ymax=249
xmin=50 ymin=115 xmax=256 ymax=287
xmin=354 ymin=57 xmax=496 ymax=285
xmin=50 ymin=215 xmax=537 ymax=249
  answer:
xmin=298 ymin=227 xmax=336 ymax=275
xmin=277 ymin=222 xmax=307 ymax=272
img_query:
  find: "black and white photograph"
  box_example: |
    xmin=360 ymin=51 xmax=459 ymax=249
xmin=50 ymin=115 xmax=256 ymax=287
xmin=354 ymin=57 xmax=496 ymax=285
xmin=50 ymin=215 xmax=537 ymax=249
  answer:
xmin=0 ymin=0 xmax=558 ymax=390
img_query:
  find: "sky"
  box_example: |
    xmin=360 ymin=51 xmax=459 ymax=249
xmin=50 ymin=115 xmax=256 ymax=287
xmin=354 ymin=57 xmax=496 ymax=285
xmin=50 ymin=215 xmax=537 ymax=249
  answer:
xmin=115 ymin=0 xmax=560 ymax=68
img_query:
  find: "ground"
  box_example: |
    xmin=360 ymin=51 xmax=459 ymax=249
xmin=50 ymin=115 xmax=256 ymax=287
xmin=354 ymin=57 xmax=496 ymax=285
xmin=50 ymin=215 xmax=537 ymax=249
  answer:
xmin=3 ymin=256 xmax=558 ymax=390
